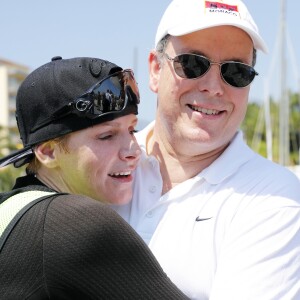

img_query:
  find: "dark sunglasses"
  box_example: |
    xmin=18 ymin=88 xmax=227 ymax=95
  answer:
xmin=32 ymin=69 xmax=139 ymax=132
xmin=164 ymin=53 xmax=258 ymax=88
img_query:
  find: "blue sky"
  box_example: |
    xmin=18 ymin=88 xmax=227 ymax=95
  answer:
xmin=1 ymin=1 xmax=299 ymax=124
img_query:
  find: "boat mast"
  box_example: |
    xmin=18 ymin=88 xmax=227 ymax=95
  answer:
xmin=279 ymin=0 xmax=290 ymax=165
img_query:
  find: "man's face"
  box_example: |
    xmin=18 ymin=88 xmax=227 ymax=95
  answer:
xmin=54 ymin=114 xmax=141 ymax=204
xmin=149 ymin=25 xmax=254 ymax=157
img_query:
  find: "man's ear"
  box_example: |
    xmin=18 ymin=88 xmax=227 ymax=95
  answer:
xmin=34 ymin=141 xmax=59 ymax=169
xmin=149 ymin=50 xmax=161 ymax=93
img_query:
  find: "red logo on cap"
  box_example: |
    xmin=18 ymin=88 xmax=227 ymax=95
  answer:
xmin=205 ymin=1 xmax=238 ymax=13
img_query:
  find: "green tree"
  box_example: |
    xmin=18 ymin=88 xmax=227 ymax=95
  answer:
xmin=242 ymin=92 xmax=300 ymax=166
xmin=0 ymin=125 xmax=25 ymax=192
xmin=289 ymin=92 xmax=300 ymax=164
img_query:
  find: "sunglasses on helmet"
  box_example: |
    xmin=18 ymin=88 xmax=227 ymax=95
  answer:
xmin=164 ymin=53 xmax=258 ymax=88
xmin=32 ymin=69 xmax=139 ymax=132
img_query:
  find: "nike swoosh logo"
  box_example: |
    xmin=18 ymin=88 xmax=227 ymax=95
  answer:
xmin=195 ymin=216 xmax=212 ymax=222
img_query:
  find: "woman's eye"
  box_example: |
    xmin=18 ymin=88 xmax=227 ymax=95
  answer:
xmin=98 ymin=134 xmax=113 ymax=140
xmin=130 ymin=129 xmax=138 ymax=135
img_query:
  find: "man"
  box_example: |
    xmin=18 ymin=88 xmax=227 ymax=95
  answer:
xmin=112 ymin=1 xmax=300 ymax=299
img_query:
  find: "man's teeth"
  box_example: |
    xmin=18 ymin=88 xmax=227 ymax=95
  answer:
xmin=109 ymin=171 xmax=131 ymax=177
xmin=190 ymin=105 xmax=219 ymax=115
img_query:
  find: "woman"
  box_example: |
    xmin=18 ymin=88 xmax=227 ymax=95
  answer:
xmin=0 ymin=56 xmax=188 ymax=299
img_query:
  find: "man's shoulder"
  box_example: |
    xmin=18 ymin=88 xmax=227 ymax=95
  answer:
xmin=247 ymin=151 xmax=300 ymax=184
xmin=225 ymin=132 xmax=300 ymax=189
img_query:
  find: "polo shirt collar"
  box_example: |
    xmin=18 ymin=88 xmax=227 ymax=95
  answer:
xmin=201 ymin=131 xmax=255 ymax=184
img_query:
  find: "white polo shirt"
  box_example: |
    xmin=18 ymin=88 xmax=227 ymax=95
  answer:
xmin=112 ymin=122 xmax=300 ymax=300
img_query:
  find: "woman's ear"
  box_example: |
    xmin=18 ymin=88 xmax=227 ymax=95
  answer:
xmin=149 ymin=50 xmax=161 ymax=93
xmin=34 ymin=141 xmax=58 ymax=169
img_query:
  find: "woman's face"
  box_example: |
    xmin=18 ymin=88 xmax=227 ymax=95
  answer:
xmin=53 ymin=114 xmax=141 ymax=204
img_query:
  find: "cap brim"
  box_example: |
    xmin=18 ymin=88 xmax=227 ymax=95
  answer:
xmin=0 ymin=147 xmax=34 ymax=168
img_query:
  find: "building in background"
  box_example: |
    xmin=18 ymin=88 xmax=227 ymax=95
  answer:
xmin=0 ymin=58 xmax=30 ymax=154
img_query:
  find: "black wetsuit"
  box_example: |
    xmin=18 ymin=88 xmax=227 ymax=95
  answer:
xmin=0 ymin=175 xmax=188 ymax=300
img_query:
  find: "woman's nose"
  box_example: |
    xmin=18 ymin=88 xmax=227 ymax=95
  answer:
xmin=119 ymin=140 xmax=141 ymax=161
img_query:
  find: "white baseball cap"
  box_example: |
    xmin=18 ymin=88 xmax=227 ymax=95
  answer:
xmin=155 ymin=0 xmax=268 ymax=53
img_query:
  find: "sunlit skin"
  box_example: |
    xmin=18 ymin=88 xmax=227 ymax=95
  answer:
xmin=148 ymin=26 xmax=254 ymax=193
xmin=35 ymin=114 xmax=141 ymax=204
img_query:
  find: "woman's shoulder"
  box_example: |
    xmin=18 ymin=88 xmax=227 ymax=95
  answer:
xmin=47 ymin=193 xmax=134 ymax=235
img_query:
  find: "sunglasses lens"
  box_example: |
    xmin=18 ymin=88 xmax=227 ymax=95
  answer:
xmin=171 ymin=53 xmax=257 ymax=88
xmin=90 ymin=70 xmax=139 ymax=115
xmin=221 ymin=62 xmax=256 ymax=88
xmin=174 ymin=54 xmax=210 ymax=79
